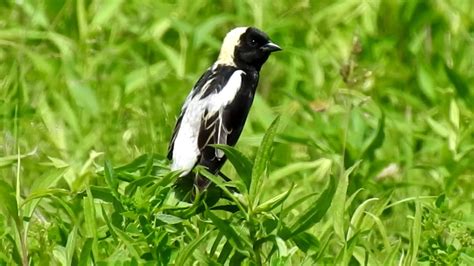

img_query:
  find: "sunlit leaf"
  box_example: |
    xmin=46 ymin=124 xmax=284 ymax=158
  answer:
xmin=289 ymin=175 xmax=337 ymax=237
xmin=206 ymin=211 xmax=252 ymax=256
xmin=249 ymin=116 xmax=280 ymax=208
xmin=211 ymin=144 xmax=253 ymax=189
xmin=175 ymin=231 xmax=212 ymax=265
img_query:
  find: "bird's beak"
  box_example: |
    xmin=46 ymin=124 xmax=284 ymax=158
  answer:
xmin=261 ymin=42 xmax=282 ymax=52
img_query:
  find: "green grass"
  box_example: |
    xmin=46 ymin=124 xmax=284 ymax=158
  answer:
xmin=1 ymin=0 xmax=473 ymax=265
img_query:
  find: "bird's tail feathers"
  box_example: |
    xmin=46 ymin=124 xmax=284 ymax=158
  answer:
xmin=173 ymin=172 xmax=212 ymax=203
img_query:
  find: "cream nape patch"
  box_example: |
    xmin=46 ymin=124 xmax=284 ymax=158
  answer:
xmin=216 ymin=27 xmax=248 ymax=66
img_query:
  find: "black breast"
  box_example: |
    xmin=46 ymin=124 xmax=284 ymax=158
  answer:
xmin=222 ymin=69 xmax=259 ymax=146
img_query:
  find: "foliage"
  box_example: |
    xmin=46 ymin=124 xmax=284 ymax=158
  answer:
xmin=1 ymin=0 xmax=473 ymax=265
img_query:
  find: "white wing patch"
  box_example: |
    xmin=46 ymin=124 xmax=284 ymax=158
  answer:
xmin=208 ymin=71 xmax=243 ymax=158
xmin=171 ymin=98 xmax=205 ymax=175
xmin=171 ymin=70 xmax=244 ymax=174
xmin=207 ymin=70 xmax=244 ymax=114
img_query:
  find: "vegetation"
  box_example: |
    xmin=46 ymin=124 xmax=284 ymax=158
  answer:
xmin=1 ymin=0 xmax=473 ymax=264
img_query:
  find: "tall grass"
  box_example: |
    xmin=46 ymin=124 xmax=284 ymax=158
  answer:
xmin=1 ymin=0 xmax=473 ymax=264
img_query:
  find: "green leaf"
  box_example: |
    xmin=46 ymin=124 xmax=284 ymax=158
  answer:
xmin=449 ymin=99 xmax=460 ymax=130
xmin=254 ymin=184 xmax=293 ymax=214
xmin=217 ymin=240 xmax=233 ymax=264
xmin=269 ymin=158 xmax=332 ymax=182
xmin=347 ymin=197 xmax=379 ymax=239
xmin=175 ymin=231 xmax=212 ymax=265
xmin=46 ymin=156 xmax=69 ymax=168
xmin=364 ymin=212 xmax=391 ymax=251
xmin=289 ymin=174 xmax=337 ymax=237
xmin=460 ymin=253 xmax=474 ymax=265
xmin=113 ymin=154 xmax=150 ymax=172
xmin=21 ymin=188 xmax=69 ymax=207
xmin=113 ymin=226 xmax=143 ymax=259
xmin=427 ymin=117 xmax=449 ymax=138
xmin=292 ymin=232 xmax=320 ymax=253
xmin=65 ymin=227 xmax=78 ymax=266
xmin=417 ymin=65 xmax=436 ymax=102
xmin=124 ymin=177 xmax=157 ymax=196
xmin=361 ymin=112 xmax=385 ymax=160
xmin=249 ymin=116 xmax=280 ymax=208
xmin=76 ymin=0 xmax=88 ymax=39
xmin=82 ymin=189 xmax=98 ymax=259
xmin=88 ymin=186 xmax=116 ymax=203
xmin=155 ymin=214 xmax=184 ymax=224
xmin=206 ymin=211 xmax=252 ymax=256
xmin=209 ymin=231 xmax=224 ymax=258
xmin=279 ymin=192 xmax=320 ymax=221
xmin=337 ymin=231 xmax=361 ymax=265
xmin=125 ymin=62 xmax=169 ymax=94
xmin=445 ymin=64 xmax=470 ymax=100
xmin=229 ymin=250 xmax=246 ymax=265
xmin=383 ymin=240 xmax=402 ymax=265
xmin=90 ymin=0 xmax=125 ymax=28
xmin=66 ymin=79 xmax=100 ymax=116
xmin=16 ymin=1 xmax=49 ymax=27
xmin=155 ymin=42 xmax=184 ymax=78
xmin=211 ymin=144 xmax=253 ymax=189
xmin=407 ymin=200 xmax=422 ymax=265
xmin=332 ymin=161 xmax=361 ymax=240
xmin=30 ymin=169 xmax=67 ymax=192
xmin=0 ymin=149 xmax=37 ymax=168
xmin=0 ymin=180 xmax=19 ymax=224
xmin=435 ymin=193 xmax=446 ymax=209
xmin=197 ymin=167 xmax=247 ymax=212
xmin=104 ymin=160 xmax=119 ymax=193
xmin=275 ymin=236 xmax=288 ymax=258
xmin=141 ymin=152 xmax=155 ymax=176
xmin=78 ymin=238 xmax=93 ymax=266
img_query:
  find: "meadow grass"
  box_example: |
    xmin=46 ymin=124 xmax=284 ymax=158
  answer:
xmin=1 ymin=0 xmax=473 ymax=265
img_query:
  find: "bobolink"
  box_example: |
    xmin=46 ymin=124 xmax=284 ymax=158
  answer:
xmin=168 ymin=27 xmax=281 ymax=200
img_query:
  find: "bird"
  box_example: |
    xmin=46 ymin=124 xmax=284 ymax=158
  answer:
xmin=167 ymin=26 xmax=281 ymax=201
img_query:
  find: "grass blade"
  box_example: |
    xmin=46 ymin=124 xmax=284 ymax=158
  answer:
xmin=254 ymin=183 xmax=293 ymax=214
xmin=206 ymin=211 xmax=252 ymax=256
xmin=175 ymin=231 xmax=212 ymax=265
xmin=346 ymin=198 xmax=379 ymax=240
xmin=104 ymin=160 xmax=119 ymax=197
xmin=249 ymin=116 xmax=280 ymax=208
xmin=0 ymin=180 xmax=19 ymax=224
xmin=78 ymin=238 xmax=93 ymax=266
xmin=332 ymin=161 xmax=361 ymax=241
xmin=408 ymin=200 xmax=422 ymax=265
xmin=289 ymin=174 xmax=337 ymax=237
xmin=361 ymin=112 xmax=385 ymax=160
xmin=91 ymin=0 xmax=125 ymax=28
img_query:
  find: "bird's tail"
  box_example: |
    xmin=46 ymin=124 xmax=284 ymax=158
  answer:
xmin=173 ymin=172 xmax=211 ymax=203
xmin=173 ymin=171 xmax=237 ymax=204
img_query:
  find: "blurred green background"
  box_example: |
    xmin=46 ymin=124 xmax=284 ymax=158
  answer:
xmin=1 ymin=0 xmax=473 ymax=264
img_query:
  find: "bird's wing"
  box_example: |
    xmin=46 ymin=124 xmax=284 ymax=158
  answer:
xmin=167 ymin=67 xmax=215 ymax=160
xmin=167 ymin=110 xmax=184 ymax=160
xmin=198 ymin=110 xmax=231 ymax=159
xmin=197 ymin=69 xmax=244 ymax=160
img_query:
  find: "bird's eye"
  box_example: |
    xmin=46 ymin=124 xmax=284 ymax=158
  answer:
xmin=249 ymin=39 xmax=257 ymax=47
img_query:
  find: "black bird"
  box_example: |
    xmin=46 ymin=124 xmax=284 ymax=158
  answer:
xmin=168 ymin=27 xmax=281 ymax=200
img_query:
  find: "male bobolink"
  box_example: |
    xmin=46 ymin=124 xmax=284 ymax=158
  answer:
xmin=168 ymin=27 xmax=281 ymax=200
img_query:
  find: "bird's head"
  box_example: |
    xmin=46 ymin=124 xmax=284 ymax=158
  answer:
xmin=217 ymin=27 xmax=281 ymax=71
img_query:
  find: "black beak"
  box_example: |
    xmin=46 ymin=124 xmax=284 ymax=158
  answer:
xmin=261 ymin=42 xmax=282 ymax=52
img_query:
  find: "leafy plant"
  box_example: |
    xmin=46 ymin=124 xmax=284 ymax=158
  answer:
xmin=1 ymin=0 xmax=473 ymax=264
